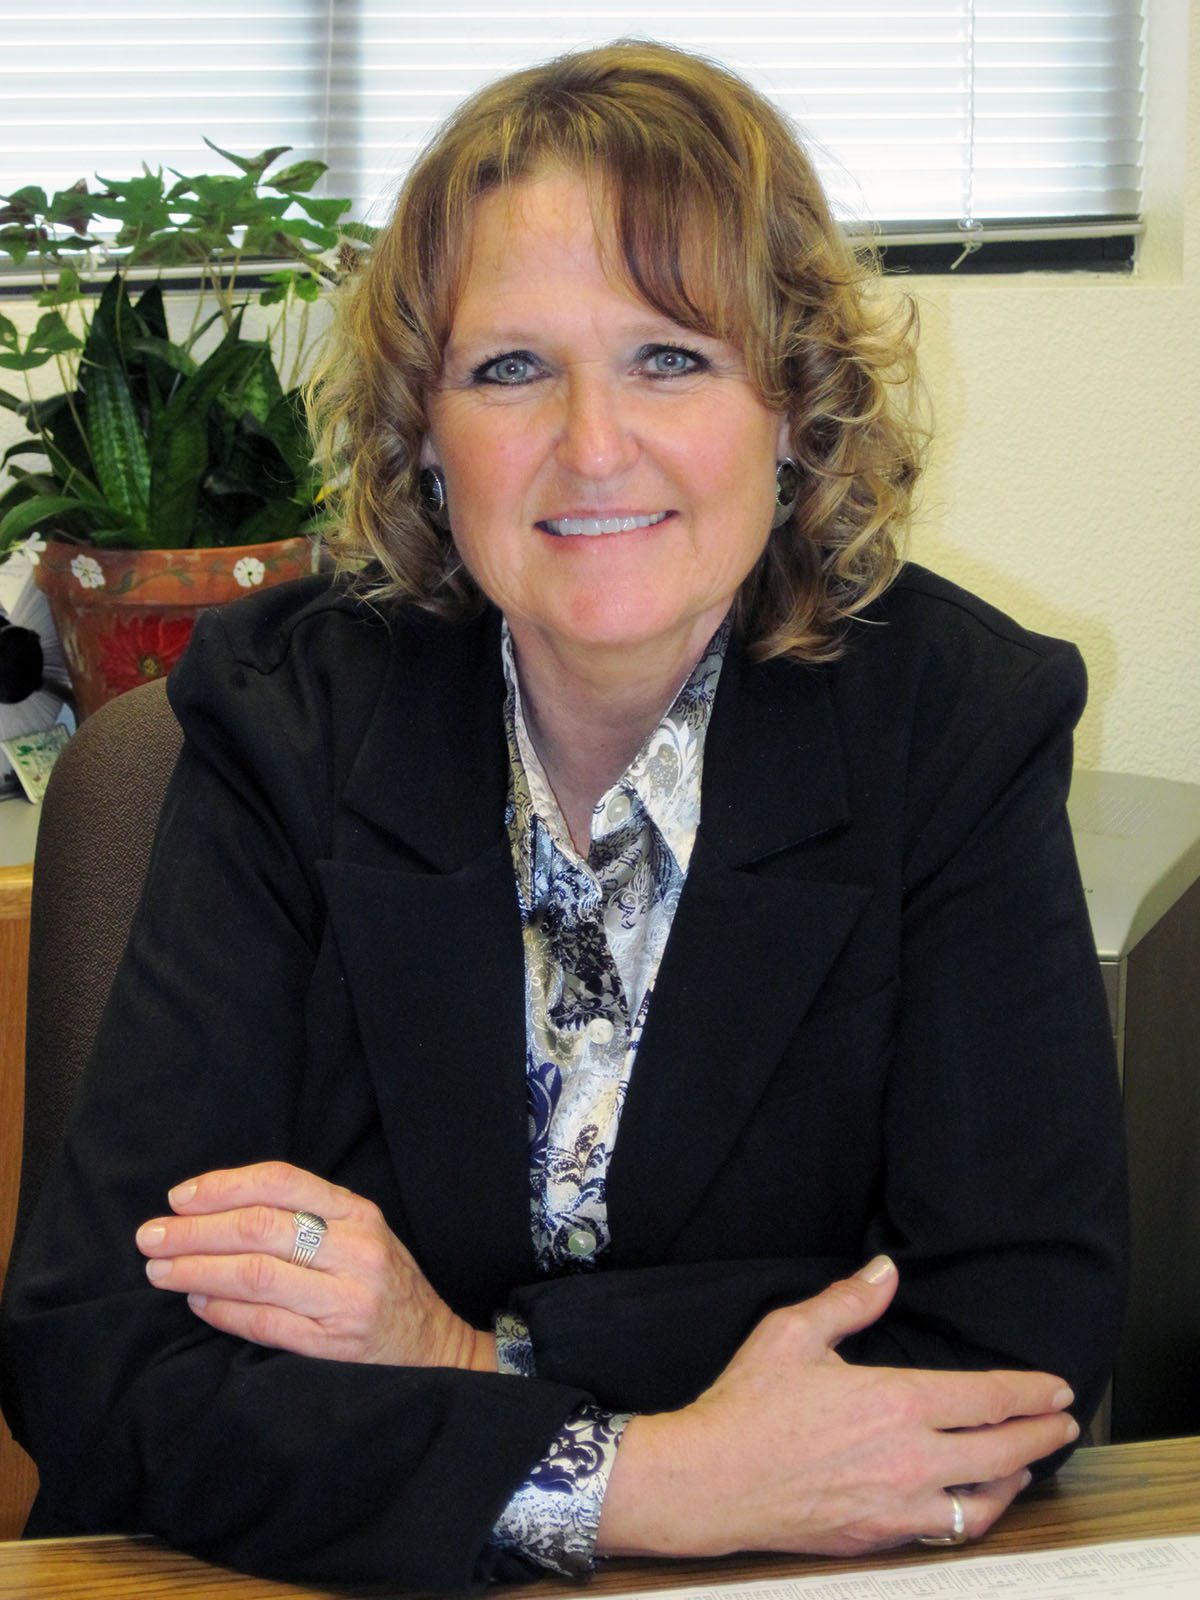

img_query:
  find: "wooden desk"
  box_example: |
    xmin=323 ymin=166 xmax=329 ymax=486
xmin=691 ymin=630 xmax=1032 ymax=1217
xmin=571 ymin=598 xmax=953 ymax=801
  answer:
xmin=0 ymin=1436 xmax=1196 ymax=1599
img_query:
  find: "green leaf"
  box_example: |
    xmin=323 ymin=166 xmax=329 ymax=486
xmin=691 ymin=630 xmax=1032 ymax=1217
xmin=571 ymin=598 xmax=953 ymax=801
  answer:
xmin=0 ymin=227 xmax=32 ymax=266
xmin=267 ymin=159 xmax=327 ymax=194
xmin=134 ymin=282 xmax=170 ymax=344
xmin=181 ymin=307 xmax=227 ymax=354
xmin=148 ymin=334 xmax=264 ymax=545
xmin=35 ymin=267 xmax=84 ymax=308
xmin=0 ymin=186 xmax=48 ymax=220
xmin=1 ymin=440 xmax=49 ymax=467
xmin=293 ymin=273 xmax=322 ymax=303
xmin=0 ymin=314 xmax=17 ymax=352
xmin=87 ymin=522 xmax=144 ymax=548
xmin=231 ymin=498 xmax=308 ymax=544
xmin=202 ymin=138 xmax=293 ymax=180
xmin=338 ymin=220 xmax=380 ymax=245
xmin=129 ymin=337 xmax=198 ymax=380
xmin=272 ymin=216 xmax=341 ymax=251
xmin=230 ymin=344 xmax=282 ymax=423
xmin=87 ymin=361 xmax=150 ymax=536
xmin=0 ymin=493 xmax=93 ymax=547
xmin=47 ymin=180 xmax=95 ymax=234
xmin=292 ymin=193 xmax=351 ymax=228
xmin=261 ymin=390 xmax=316 ymax=484
xmin=0 ymin=349 xmax=55 ymax=372
xmin=181 ymin=172 xmax=255 ymax=210
xmin=29 ymin=311 xmax=83 ymax=356
xmin=80 ymin=280 xmax=151 ymax=535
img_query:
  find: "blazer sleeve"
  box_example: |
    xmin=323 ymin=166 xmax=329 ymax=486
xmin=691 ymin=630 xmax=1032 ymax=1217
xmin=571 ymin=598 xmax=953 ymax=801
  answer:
xmin=0 ymin=606 xmax=589 ymax=1591
xmin=502 ymin=631 xmax=1128 ymax=1458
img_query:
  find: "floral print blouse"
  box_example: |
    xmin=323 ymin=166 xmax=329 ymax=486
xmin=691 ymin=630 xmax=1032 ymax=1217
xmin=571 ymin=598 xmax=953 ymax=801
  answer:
xmin=489 ymin=619 xmax=728 ymax=1575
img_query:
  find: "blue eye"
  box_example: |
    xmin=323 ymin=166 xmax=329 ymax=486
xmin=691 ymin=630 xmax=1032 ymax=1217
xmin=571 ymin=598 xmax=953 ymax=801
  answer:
xmin=474 ymin=352 xmax=538 ymax=385
xmin=642 ymin=345 xmax=706 ymax=378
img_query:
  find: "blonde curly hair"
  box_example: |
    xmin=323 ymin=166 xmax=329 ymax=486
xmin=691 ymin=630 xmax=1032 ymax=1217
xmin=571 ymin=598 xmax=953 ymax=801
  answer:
xmin=308 ymin=39 xmax=925 ymax=662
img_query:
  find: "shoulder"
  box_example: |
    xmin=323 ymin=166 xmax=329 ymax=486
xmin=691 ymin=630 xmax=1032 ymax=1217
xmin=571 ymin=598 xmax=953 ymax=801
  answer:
xmin=840 ymin=561 xmax=1087 ymax=731
xmin=831 ymin=565 xmax=1087 ymax=870
xmin=863 ymin=562 xmax=1082 ymax=674
xmin=166 ymin=574 xmax=486 ymax=807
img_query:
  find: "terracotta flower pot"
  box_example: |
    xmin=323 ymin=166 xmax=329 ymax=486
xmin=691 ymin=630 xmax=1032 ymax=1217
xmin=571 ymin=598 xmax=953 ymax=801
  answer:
xmin=31 ymin=536 xmax=318 ymax=719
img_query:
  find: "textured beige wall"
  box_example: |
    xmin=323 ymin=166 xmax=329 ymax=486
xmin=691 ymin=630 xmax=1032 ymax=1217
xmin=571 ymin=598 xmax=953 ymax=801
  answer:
xmin=4 ymin=4 xmax=1196 ymax=782
xmin=905 ymin=0 xmax=1199 ymax=784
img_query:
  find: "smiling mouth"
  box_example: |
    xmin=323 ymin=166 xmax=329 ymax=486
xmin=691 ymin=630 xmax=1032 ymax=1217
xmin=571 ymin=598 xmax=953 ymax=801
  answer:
xmin=540 ymin=511 xmax=673 ymax=538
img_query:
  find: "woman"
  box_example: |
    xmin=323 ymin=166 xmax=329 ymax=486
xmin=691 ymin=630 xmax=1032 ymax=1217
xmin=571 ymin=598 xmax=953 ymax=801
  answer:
xmin=0 ymin=40 xmax=1125 ymax=1589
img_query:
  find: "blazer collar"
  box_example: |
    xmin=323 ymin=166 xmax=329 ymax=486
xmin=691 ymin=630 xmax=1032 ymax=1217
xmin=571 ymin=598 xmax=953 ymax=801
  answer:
xmin=340 ymin=606 xmax=510 ymax=870
xmin=337 ymin=608 xmax=849 ymax=872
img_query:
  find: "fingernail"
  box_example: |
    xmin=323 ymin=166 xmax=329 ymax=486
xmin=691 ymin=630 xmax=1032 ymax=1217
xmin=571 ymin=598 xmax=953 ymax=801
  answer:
xmin=1052 ymin=1387 xmax=1075 ymax=1409
xmin=1020 ymin=1470 xmax=1033 ymax=1490
xmin=145 ymin=1259 xmax=171 ymax=1283
xmin=857 ymin=1254 xmax=896 ymax=1283
xmin=187 ymin=1293 xmax=208 ymax=1312
xmin=136 ymin=1223 xmax=165 ymax=1249
xmin=168 ymin=1182 xmax=196 ymax=1207
xmin=1064 ymin=1416 xmax=1080 ymax=1442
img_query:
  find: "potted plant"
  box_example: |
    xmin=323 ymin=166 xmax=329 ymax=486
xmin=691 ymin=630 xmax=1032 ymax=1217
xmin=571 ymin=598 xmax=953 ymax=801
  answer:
xmin=0 ymin=142 xmax=373 ymax=715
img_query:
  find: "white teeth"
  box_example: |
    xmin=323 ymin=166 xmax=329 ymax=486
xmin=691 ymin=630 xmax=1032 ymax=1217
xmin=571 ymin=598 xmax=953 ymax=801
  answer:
xmin=545 ymin=511 xmax=670 ymax=537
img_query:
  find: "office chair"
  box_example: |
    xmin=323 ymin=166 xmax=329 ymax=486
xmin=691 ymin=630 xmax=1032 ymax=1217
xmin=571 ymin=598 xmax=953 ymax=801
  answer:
xmin=12 ymin=678 xmax=182 ymax=1266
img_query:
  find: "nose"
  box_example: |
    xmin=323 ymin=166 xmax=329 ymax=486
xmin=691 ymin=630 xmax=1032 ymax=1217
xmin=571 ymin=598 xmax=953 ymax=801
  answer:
xmin=555 ymin=371 xmax=639 ymax=481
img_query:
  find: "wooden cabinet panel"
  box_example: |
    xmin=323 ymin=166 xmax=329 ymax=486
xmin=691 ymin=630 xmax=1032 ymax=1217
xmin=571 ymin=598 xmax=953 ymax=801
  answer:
xmin=0 ymin=864 xmax=39 ymax=1538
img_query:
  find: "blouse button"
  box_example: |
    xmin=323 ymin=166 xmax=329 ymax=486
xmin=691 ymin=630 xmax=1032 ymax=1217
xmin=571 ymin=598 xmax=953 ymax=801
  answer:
xmin=606 ymin=791 xmax=632 ymax=825
xmin=586 ymin=1016 xmax=615 ymax=1045
xmin=567 ymin=1227 xmax=597 ymax=1258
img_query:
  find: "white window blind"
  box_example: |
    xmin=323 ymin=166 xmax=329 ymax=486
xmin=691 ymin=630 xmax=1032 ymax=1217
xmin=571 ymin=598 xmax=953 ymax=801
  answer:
xmin=2 ymin=1 xmax=1144 ymax=251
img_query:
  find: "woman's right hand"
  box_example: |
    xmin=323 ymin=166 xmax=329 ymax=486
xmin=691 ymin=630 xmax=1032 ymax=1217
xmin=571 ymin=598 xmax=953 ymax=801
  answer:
xmin=596 ymin=1256 xmax=1078 ymax=1559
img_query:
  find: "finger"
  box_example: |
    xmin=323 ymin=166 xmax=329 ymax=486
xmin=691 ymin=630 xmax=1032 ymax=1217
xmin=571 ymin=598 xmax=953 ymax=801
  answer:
xmin=913 ymin=1470 xmax=1030 ymax=1546
xmin=166 ymin=1161 xmax=355 ymax=1221
xmin=935 ymin=1409 xmax=1080 ymax=1485
xmin=143 ymin=1250 xmax=342 ymax=1320
xmin=914 ymin=1367 xmax=1074 ymax=1429
xmin=795 ymin=1256 xmax=900 ymax=1355
xmin=186 ymin=1294 xmax=338 ymax=1360
xmin=137 ymin=1204 xmax=337 ymax=1270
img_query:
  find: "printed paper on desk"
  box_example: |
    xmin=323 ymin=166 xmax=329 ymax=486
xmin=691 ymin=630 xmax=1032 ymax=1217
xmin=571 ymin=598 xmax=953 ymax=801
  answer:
xmin=614 ymin=1536 xmax=1200 ymax=1600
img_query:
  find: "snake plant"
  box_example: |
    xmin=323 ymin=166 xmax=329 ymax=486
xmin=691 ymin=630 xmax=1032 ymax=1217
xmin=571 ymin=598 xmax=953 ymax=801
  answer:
xmin=0 ymin=142 xmax=374 ymax=553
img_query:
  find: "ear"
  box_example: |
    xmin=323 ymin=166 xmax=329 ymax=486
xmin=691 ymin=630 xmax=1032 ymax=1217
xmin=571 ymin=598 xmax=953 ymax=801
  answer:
xmin=776 ymin=415 xmax=794 ymax=459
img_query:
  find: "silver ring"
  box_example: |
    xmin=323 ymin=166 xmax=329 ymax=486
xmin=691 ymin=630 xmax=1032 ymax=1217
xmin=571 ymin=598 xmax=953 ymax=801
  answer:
xmin=290 ymin=1210 xmax=327 ymax=1268
xmin=917 ymin=1488 xmax=968 ymax=1547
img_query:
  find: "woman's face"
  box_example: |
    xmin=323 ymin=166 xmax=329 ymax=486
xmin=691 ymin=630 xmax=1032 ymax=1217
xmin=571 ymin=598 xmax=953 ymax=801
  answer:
xmin=422 ymin=169 xmax=790 ymax=670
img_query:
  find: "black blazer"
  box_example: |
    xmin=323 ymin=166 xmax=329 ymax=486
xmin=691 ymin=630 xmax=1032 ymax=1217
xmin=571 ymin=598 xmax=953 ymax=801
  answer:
xmin=0 ymin=564 xmax=1127 ymax=1589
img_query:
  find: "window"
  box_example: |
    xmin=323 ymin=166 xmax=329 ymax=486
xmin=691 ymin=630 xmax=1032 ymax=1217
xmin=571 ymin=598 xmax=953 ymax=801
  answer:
xmin=3 ymin=2 xmax=1144 ymax=269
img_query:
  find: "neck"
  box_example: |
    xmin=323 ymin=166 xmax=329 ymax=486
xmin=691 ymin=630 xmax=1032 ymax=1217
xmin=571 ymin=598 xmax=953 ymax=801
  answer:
xmin=508 ymin=619 xmax=719 ymax=848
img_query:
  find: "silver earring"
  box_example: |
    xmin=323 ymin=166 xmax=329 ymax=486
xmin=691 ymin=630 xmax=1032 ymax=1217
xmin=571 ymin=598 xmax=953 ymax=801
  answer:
xmin=418 ymin=466 xmax=450 ymax=530
xmin=772 ymin=458 xmax=799 ymax=529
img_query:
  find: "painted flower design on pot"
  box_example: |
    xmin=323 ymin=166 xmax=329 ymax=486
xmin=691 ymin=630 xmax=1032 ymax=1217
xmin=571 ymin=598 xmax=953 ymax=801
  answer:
xmin=99 ymin=616 xmax=194 ymax=695
xmin=70 ymin=554 xmax=106 ymax=589
xmin=233 ymin=556 xmax=266 ymax=588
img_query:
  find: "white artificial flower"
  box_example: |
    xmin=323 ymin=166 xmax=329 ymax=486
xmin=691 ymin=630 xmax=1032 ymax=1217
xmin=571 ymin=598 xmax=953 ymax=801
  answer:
xmin=233 ymin=556 xmax=266 ymax=588
xmin=70 ymin=554 xmax=106 ymax=590
xmin=19 ymin=533 xmax=48 ymax=565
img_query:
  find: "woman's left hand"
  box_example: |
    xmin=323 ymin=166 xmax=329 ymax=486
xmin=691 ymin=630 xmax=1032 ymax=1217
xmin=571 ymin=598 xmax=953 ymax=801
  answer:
xmin=135 ymin=1161 xmax=497 ymax=1372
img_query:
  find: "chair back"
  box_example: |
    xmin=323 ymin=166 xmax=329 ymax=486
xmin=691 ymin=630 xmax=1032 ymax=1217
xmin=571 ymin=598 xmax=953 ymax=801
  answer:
xmin=14 ymin=679 xmax=182 ymax=1262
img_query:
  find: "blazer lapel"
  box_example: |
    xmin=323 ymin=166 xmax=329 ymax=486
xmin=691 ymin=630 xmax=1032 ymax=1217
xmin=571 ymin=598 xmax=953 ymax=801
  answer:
xmin=608 ymin=643 xmax=870 ymax=1265
xmin=314 ymin=611 xmax=870 ymax=1287
xmin=317 ymin=610 xmax=535 ymax=1307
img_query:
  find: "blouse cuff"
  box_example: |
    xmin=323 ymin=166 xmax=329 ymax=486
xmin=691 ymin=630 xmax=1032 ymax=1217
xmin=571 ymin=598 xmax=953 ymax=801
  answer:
xmin=490 ymin=1403 xmax=632 ymax=1577
xmin=494 ymin=1310 xmax=537 ymax=1377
